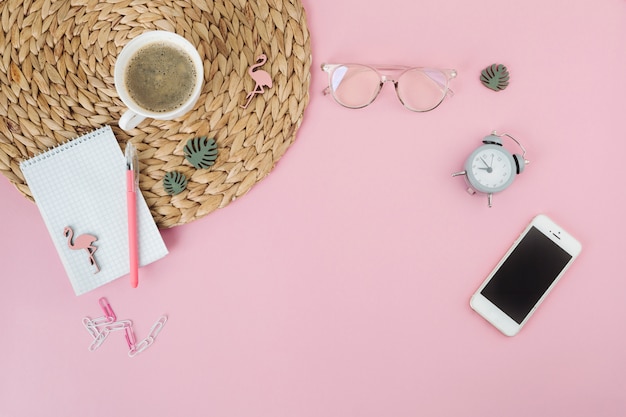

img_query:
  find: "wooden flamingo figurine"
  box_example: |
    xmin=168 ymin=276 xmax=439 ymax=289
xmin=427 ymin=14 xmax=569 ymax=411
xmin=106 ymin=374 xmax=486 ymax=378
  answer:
xmin=241 ymin=54 xmax=273 ymax=109
xmin=63 ymin=226 xmax=100 ymax=273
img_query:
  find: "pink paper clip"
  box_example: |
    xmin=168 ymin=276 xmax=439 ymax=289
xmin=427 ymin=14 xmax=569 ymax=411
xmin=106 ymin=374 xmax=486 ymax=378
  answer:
xmin=124 ymin=325 xmax=136 ymax=351
xmin=98 ymin=297 xmax=116 ymax=321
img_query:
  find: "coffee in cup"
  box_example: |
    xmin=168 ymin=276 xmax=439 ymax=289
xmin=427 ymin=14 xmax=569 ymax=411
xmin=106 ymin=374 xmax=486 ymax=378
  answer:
xmin=114 ymin=31 xmax=204 ymax=131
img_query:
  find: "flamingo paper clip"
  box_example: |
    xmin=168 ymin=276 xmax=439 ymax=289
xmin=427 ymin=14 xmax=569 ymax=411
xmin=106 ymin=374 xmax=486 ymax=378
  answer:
xmin=63 ymin=226 xmax=100 ymax=273
xmin=241 ymin=54 xmax=273 ymax=109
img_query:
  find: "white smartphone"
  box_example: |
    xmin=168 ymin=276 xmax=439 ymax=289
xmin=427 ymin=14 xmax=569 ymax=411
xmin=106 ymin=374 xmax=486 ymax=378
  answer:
xmin=470 ymin=214 xmax=582 ymax=336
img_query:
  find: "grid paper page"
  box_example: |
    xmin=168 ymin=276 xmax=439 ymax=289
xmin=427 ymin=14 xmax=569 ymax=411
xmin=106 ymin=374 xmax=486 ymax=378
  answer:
xmin=20 ymin=126 xmax=168 ymax=295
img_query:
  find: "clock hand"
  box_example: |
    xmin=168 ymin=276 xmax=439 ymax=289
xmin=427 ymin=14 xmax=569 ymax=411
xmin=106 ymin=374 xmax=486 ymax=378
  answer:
xmin=479 ymin=157 xmax=493 ymax=173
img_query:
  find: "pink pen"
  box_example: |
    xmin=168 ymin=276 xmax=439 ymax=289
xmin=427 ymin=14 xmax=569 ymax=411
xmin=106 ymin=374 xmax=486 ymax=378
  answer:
xmin=125 ymin=142 xmax=139 ymax=288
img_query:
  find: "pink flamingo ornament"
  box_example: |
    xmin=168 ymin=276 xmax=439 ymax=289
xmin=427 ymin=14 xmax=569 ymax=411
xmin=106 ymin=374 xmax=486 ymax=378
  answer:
xmin=63 ymin=226 xmax=100 ymax=273
xmin=241 ymin=54 xmax=273 ymax=109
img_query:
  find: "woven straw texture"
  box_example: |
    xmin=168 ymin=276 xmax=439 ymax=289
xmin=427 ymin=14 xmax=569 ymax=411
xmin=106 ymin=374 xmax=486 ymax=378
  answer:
xmin=0 ymin=0 xmax=311 ymax=228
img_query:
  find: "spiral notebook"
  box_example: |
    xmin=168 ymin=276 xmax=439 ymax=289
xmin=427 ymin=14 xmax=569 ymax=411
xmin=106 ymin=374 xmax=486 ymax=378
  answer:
xmin=19 ymin=126 xmax=168 ymax=295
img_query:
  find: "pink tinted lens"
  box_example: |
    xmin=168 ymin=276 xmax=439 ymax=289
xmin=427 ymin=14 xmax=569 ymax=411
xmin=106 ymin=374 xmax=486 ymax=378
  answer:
xmin=396 ymin=69 xmax=448 ymax=111
xmin=330 ymin=65 xmax=381 ymax=108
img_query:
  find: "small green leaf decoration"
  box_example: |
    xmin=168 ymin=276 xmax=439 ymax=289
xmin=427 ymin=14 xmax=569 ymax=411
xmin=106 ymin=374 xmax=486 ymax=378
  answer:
xmin=184 ymin=136 xmax=218 ymax=169
xmin=163 ymin=171 xmax=188 ymax=195
xmin=480 ymin=64 xmax=510 ymax=91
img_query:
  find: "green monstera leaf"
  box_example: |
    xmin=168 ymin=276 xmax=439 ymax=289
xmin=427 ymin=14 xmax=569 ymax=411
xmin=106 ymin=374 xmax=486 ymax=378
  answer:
xmin=184 ymin=136 xmax=218 ymax=169
xmin=163 ymin=171 xmax=188 ymax=195
xmin=480 ymin=64 xmax=510 ymax=91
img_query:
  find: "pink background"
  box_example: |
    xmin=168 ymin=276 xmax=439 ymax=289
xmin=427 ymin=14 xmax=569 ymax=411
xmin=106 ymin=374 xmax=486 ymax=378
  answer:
xmin=2 ymin=0 xmax=626 ymax=416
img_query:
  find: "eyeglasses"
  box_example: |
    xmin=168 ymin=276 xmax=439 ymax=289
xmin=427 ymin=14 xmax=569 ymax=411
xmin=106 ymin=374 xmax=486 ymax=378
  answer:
xmin=321 ymin=63 xmax=457 ymax=112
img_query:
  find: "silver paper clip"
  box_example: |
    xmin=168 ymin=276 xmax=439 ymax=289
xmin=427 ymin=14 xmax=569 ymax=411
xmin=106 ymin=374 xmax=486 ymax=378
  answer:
xmin=82 ymin=315 xmax=116 ymax=340
xmin=104 ymin=320 xmax=133 ymax=332
xmin=82 ymin=317 xmax=101 ymax=339
xmin=86 ymin=320 xmax=133 ymax=351
xmin=128 ymin=316 xmax=168 ymax=358
xmin=84 ymin=315 xmax=115 ymax=328
xmin=88 ymin=328 xmax=109 ymax=351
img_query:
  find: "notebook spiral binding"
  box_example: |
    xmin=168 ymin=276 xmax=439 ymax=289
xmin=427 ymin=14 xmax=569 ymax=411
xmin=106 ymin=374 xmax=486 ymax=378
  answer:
xmin=19 ymin=126 xmax=110 ymax=169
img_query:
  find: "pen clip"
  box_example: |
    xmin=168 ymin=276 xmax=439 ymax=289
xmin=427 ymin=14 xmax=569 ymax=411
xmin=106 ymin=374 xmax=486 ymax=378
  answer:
xmin=125 ymin=142 xmax=140 ymax=189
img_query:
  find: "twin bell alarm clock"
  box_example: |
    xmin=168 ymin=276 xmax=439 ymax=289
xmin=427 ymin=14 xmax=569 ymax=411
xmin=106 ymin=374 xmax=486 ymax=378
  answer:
xmin=453 ymin=131 xmax=529 ymax=207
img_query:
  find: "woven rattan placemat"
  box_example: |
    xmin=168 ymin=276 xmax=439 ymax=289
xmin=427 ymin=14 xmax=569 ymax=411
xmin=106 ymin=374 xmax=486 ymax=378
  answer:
xmin=0 ymin=0 xmax=311 ymax=228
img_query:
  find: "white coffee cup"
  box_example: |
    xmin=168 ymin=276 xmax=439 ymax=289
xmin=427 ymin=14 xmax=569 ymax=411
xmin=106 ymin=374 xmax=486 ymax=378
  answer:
xmin=114 ymin=31 xmax=204 ymax=131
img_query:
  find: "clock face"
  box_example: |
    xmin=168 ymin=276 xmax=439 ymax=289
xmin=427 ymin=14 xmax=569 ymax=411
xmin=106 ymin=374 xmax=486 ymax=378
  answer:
xmin=465 ymin=145 xmax=515 ymax=193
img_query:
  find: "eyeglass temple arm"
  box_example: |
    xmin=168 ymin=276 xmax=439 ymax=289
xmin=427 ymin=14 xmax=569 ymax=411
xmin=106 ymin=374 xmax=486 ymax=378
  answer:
xmin=445 ymin=70 xmax=457 ymax=96
xmin=320 ymin=64 xmax=336 ymax=95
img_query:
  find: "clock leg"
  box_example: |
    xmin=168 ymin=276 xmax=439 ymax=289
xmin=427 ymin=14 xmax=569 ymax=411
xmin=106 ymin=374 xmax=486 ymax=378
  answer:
xmin=488 ymin=193 xmax=493 ymax=208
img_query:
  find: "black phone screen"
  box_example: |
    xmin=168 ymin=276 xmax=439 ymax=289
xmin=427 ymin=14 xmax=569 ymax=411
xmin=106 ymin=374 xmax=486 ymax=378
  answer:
xmin=480 ymin=227 xmax=573 ymax=324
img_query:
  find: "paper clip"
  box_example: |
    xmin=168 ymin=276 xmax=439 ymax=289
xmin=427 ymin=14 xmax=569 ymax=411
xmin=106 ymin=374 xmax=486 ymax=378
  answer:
xmin=84 ymin=315 xmax=115 ymax=328
xmin=82 ymin=315 xmax=116 ymax=341
xmin=88 ymin=328 xmax=109 ymax=351
xmin=82 ymin=317 xmax=101 ymax=339
xmin=103 ymin=320 xmax=133 ymax=332
xmin=83 ymin=299 xmax=119 ymax=340
xmin=128 ymin=316 xmax=167 ymax=358
xmin=124 ymin=325 xmax=136 ymax=351
xmin=83 ymin=299 xmax=168 ymax=357
xmin=85 ymin=319 xmax=132 ymax=351
xmin=98 ymin=297 xmax=116 ymax=321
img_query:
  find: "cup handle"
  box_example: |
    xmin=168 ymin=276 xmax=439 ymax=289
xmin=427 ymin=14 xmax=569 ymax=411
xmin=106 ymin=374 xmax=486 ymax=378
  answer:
xmin=119 ymin=109 xmax=146 ymax=131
